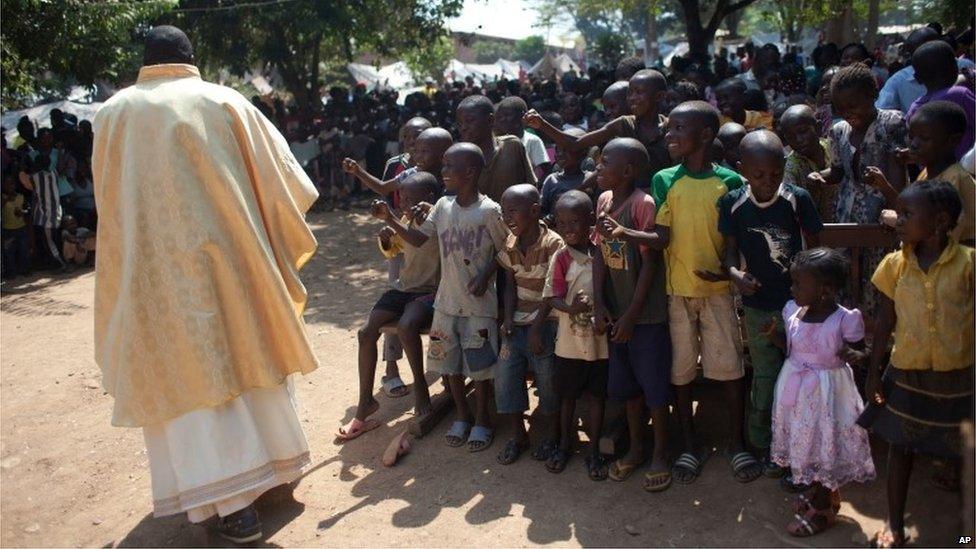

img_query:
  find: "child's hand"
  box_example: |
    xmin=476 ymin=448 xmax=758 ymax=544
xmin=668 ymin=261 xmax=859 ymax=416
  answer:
xmin=595 ymin=212 xmax=625 ymax=239
xmin=593 ymin=305 xmax=611 ymax=335
xmin=894 ymin=147 xmax=916 ymax=166
xmin=694 ymin=269 xmax=728 ymax=283
xmin=806 ymin=170 xmax=828 ymax=186
xmin=467 ymin=273 xmax=489 ymax=297
xmin=837 ymin=343 xmax=867 ymax=366
xmin=862 ymin=166 xmax=891 ymax=192
xmin=523 ymin=109 xmax=544 ymax=130
xmin=370 ymin=199 xmax=393 ymax=221
xmin=879 ymin=208 xmax=898 ymax=228
xmin=569 ymin=291 xmax=591 ymax=314
xmin=502 ymin=318 xmax=514 ymax=337
xmin=760 ymin=316 xmax=779 ymax=341
xmin=730 ymin=269 xmax=761 ymax=295
xmin=407 ymin=201 xmax=433 ymax=224
xmin=341 ymin=157 xmax=360 ymax=175
xmin=610 ymin=313 xmax=634 ymax=343
xmin=866 ymin=370 xmax=885 ymax=406
xmin=378 ymin=226 xmax=395 ymax=248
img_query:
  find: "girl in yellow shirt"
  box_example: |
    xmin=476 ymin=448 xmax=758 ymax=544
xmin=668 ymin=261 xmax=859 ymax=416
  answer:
xmin=861 ymin=181 xmax=974 ymax=548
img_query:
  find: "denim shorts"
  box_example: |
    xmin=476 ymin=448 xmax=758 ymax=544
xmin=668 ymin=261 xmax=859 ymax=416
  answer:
xmin=494 ymin=321 xmax=558 ymax=414
xmin=427 ymin=311 xmax=498 ymax=381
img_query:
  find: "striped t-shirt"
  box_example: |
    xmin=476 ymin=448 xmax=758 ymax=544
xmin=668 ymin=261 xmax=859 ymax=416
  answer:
xmin=497 ymin=222 xmax=564 ymax=325
xmin=29 ymin=171 xmax=62 ymax=229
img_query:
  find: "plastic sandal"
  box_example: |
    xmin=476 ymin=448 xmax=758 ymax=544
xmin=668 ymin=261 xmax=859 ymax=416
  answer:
xmin=467 ymin=425 xmax=494 ymax=452
xmin=445 ymin=420 xmax=471 ymax=447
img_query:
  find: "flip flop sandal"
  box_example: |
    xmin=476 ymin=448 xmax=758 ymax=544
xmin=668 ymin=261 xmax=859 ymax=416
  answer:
xmin=641 ymin=470 xmax=672 ymax=493
xmin=760 ymin=454 xmax=785 ymax=478
xmin=871 ymin=527 xmax=907 ymax=548
xmin=547 ymin=448 xmax=570 ymax=474
xmin=608 ymin=459 xmax=640 ymax=482
xmin=794 ymin=491 xmax=841 ymax=515
xmin=672 ymin=450 xmax=709 ymax=484
xmin=381 ymin=376 xmax=410 ymax=398
xmin=382 ymin=431 xmax=411 ymax=467
xmin=335 ymin=417 xmax=381 ymax=443
xmin=787 ymin=508 xmax=836 ymax=538
xmin=531 ymin=439 xmax=558 ymax=461
xmin=730 ymin=451 xmax=763 ymax=483
xmin=445 ymin=420 xmax=471 ymax=448
xmin=584 ymin=453 xmax=608 ymax=481
xmin=496 ymin=439 xmax=527 ymax=465
xmin=467 ymin=425 xmax=494 ymax=452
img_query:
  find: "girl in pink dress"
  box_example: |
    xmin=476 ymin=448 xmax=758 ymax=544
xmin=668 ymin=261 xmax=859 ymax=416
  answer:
xmin=766 ymin=248 xmax=876 ymax=537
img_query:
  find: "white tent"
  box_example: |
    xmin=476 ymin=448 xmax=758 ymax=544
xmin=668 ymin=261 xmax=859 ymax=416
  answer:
xmin=2 ymin=100 xmax=103 ymax=142
xmin=347 ymin=61 xmax=417 ymax=91
xmin=527 ymin=53 xmax=581 ymax=78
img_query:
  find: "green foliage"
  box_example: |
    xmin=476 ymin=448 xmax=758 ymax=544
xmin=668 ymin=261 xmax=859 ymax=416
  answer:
xmin=592 ymin=30 xmax=632 ymax=66
xmin=404 ymin=34 xmax=454 ymax=81
xmin=917 ymin=0 xmax=975 ymax=30
xmin=514 ymin=35 xmax=548 ymax=62
xmin=471 ymin=40 xmax=516 ymax=63
xmin=173 ymin=0 xmax=461 ymax=114
xmin=1 ymin=0 xmax=175 ymax=109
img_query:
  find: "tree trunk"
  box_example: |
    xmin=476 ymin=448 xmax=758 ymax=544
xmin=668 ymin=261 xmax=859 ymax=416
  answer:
xmin=680 ymin=0 xmax=761 ymax=64
xmin=645 ymin=11 xmax=659 ymax=65
xmin=825 ymin=3 xmax=855 ymax=45
xmin=725 ymin=10 xmax=742 ymax=39
xmin=864 ymin=0 xmax=880 ymax=49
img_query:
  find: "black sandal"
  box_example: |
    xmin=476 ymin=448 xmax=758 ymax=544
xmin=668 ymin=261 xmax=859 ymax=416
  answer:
xmin=584 ymin=452 xmax=608 ymax=481
xmin=496 ymin=438 xmax=526 ymax=465
xmin=546 ymin=447 xmax=570 ymax=473
xmin=531 ymin=439 xmax=557 ymax=461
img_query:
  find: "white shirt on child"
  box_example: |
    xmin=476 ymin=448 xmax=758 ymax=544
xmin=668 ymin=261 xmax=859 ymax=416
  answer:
xmin=419 ymin=194 xmax=508 ymax=318
xmin=543 ymin=245 xmax=609 ymax=361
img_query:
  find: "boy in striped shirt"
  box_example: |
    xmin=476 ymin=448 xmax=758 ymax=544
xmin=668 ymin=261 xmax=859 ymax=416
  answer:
xmin=494 ymin=184 xmax=564 ymax=465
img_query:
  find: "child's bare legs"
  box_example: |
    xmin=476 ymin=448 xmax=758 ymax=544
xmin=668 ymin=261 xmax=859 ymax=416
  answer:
xmin=885 ymin=444 xmax=914 ymax=540
xmin=473 ymin=379 xmax=492 ymax=427
xmin=558 ymin=398 xmax=577 ymax=452
xmin=724 ymin=377 xmax=747 ymax=453
xmin=448 ymin=374 xmax=473 ymax=424
xmin=397 ymin=301 xmax=433 ymax=416
xmin=355 ymin=308 xmax=398 ymax=420
xmin=675 ymin=382 xmax=696 ymax=452
xmin=585 ymin=395 xmax=605 ymax=455
xmin=649 ymin=404 xmax=668 ymax=472
xmin=621 ymin=396 xmax=645 ymax=465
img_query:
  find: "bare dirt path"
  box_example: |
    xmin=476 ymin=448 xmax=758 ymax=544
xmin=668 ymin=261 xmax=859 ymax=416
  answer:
xmin=0 ymin=210 xmax=963 ymax=547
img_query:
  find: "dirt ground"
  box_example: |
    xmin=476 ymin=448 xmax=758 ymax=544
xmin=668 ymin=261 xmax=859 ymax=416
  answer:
xmin=0 ymin=209 xmax=967 ymax=547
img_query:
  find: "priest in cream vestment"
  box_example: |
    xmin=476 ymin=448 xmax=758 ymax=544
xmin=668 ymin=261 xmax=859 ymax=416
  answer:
xmin=92 ymin=26 xmax=318 ymax=543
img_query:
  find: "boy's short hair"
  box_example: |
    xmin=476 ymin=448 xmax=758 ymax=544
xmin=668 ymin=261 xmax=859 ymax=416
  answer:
xmin=672 ymin=80 xmax=704 ymax=101
xmin=672 ymin=100 xmax=721 ymax=136
xmin=497 ymin=96 xmax=528 ymax=114
xmin=401 ymin=170 xmax=441 ymax=197
xmin=630 ymin=69 xmax=668 ymax=92
xmin=615 ymin=56 xmax=646 ymax=81
xmin=604 ymin=137 xmax=649 ymax=179
xmin=902 ymin=180 xmax=964 ymax=230
xmin=715 ymin=77 xmax=747 ymax=94
xmin=914 ymin=100 xmax=968 ymax=136
xmin=830 ymin=62 xmax=878 ymax=98
xmin=791 ymin=247 xmax=849 ymax=290
xmin=458 ymin=94 xmax=494 ymax=117
xmin=554 ymin=189 xmax=593 ymax=215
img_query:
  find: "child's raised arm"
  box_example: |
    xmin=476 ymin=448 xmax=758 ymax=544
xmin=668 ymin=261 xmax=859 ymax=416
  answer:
xmin=524 ymin=109 xmax=617 ymax=153
xmin=596 ymin=213 xmax=670 ymax=250
xmin=371 ymin=200 xmax=429 ymax=247
xmin=343 ymin=158 xmax=398 ymax=197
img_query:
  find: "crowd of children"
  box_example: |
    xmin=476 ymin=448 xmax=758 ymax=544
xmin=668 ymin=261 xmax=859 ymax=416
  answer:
xmin=1 ymin=111 xmax=97 ymax=279
xmin=336 ymin=29 xmax=975 ymax=547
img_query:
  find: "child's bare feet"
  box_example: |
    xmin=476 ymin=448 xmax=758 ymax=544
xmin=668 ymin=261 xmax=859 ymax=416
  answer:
xmin=355 ymin=397 xmax=380 ymax=422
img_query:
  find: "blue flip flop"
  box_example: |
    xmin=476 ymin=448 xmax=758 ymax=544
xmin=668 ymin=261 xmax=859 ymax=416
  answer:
xmin=445 ymin=420 xmax=471 ymax=447
xmin=467 ymin=425 xmax=494 ymax=452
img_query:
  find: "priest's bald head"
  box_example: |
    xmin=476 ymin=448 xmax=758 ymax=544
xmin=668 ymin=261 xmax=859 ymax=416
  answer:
xmin=144 ymin=25 xmax=194 ymax=66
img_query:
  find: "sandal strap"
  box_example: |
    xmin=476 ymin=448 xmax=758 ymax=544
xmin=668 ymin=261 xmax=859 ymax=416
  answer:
xmin=731 ymin=452 xmax=758 ymax=471
xmin=674 ymin=453 xmax=700 ymax=470
xmin=793 ymin=514 xmax=815 ymax=535
xmin=446 ymin=420 xmax=470 ymax=438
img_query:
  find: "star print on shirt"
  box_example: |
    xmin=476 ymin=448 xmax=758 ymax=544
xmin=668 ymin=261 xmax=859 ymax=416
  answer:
xmin=603 ymin=238 xmax=628 ymax=270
